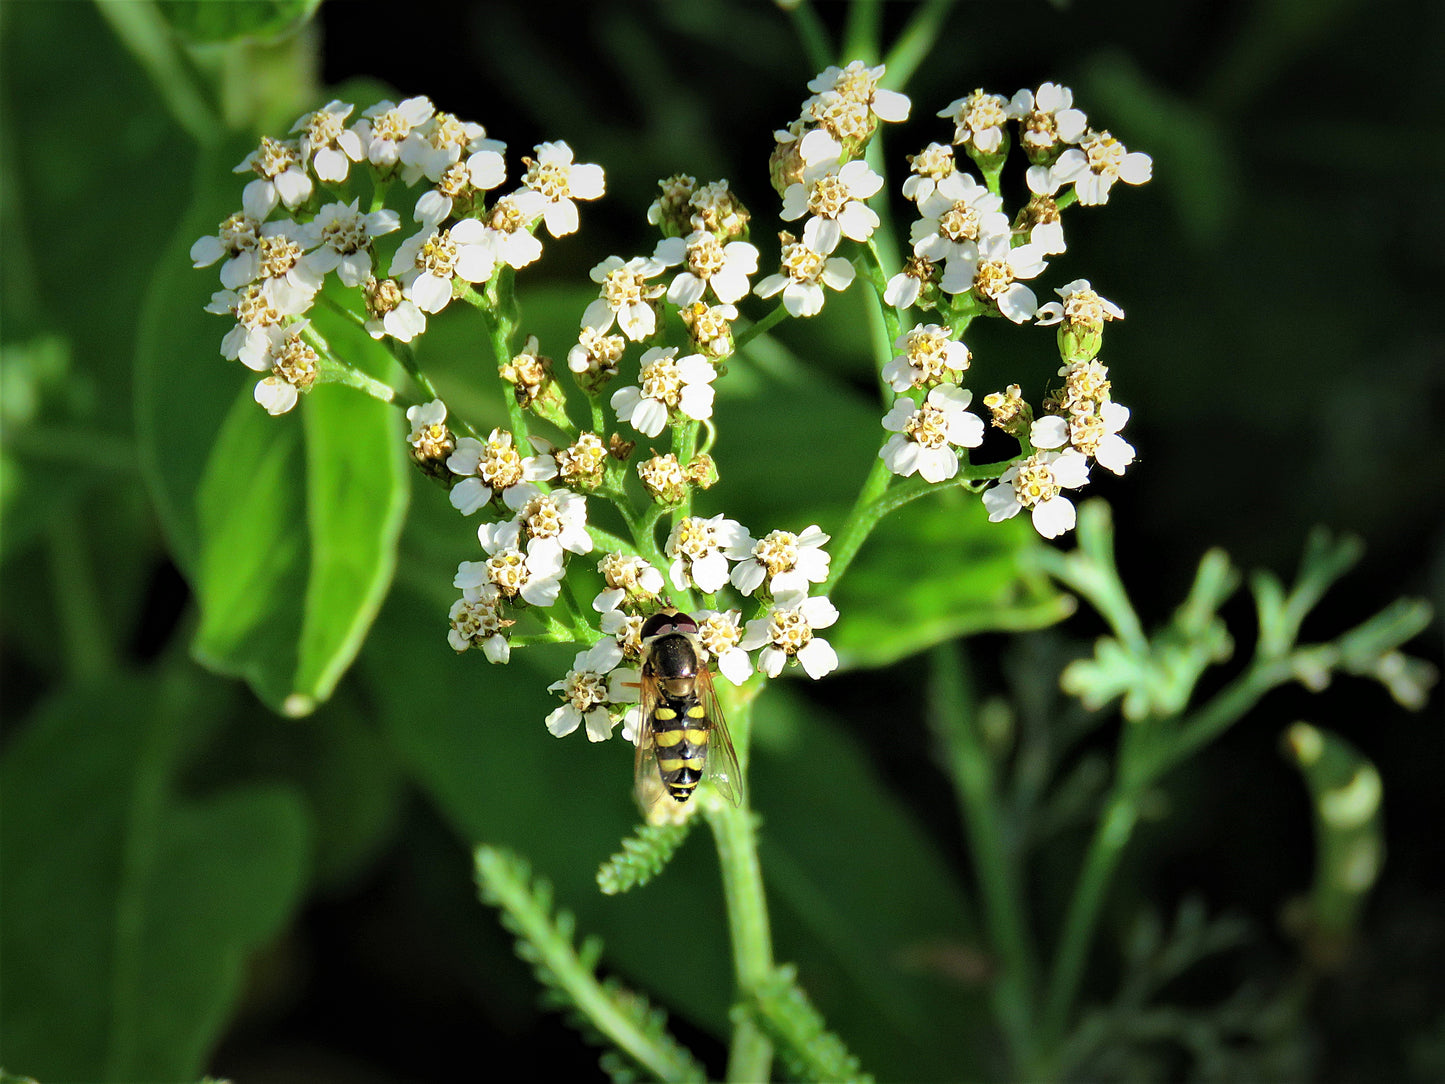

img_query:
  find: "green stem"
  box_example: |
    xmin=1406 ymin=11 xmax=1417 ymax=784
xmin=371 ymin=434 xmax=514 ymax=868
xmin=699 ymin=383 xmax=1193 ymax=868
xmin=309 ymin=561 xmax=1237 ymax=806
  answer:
xmin=318 ymin=363 xmax=399 ymax=406
xmin=733 ymin=303 xmax=790 ymax=355
xmin=841 ymin=0 xmax=883 ymax=63
xmin=786 ymin=1 xmax=836 ymax=72
xmin=475 ymin=847 xmax=703 ymax=1082
xmin=930 ymin=645 xmax=1038 ymax=1070
xmin=1038 ymin=787 xmax=1141 ymax=1058
xmin=92 ymin=0 xmax=219 ymax=143
xmin=706 ymin=685 xmax=776 ymax=1084
xmin=880 ymin=0 xmax=956 ymax=89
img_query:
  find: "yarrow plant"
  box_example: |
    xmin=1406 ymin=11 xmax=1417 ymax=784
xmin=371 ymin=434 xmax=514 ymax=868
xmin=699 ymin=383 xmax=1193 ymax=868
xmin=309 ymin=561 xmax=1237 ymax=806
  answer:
xmin=190 ymin=46 xmax=1432 ymax=1084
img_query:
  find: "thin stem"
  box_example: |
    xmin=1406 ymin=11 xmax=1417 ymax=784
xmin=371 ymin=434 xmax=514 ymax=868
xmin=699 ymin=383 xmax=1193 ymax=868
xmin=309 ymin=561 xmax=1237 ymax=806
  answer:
xmin=880 ymin=0 xmax=956 ymax=90
xmin=733 ymin=303 xmax=790 ymax=355
xmin=705 ymin=684 xmax=776 ymax=1084
xmin=93 ymin=0 xmax=219 ymax=143
xmin=841 ymin=0 xmax=883 ymax=64
xmin=819 ymin=454 xmax=892 ymax=595
xmin=1039 ymin=788 xmax=1141 ymax=1057
xmin=785 ymin=2 xmax=835 ymax=72
xmin=930 ymin=645 xmax=1039 ymax=1070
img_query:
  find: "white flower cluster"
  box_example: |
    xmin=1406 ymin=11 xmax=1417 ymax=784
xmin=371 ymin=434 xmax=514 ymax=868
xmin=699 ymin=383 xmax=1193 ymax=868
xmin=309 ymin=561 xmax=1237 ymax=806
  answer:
xmin=195 ymin=96 xmax=604 ymax=415
xmin=756 ymin=62 xmax=912 ymax=318
xmin=887 ymin=82 xmax=1151 ymax=323
xmin=443 ymin=457 xmax=845 ymax=741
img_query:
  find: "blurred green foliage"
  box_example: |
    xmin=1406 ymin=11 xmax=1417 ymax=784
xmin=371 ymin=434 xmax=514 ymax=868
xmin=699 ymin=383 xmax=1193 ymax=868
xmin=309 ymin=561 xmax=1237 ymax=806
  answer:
xmin=2 ymin=0 xmax=1440 ymax=1081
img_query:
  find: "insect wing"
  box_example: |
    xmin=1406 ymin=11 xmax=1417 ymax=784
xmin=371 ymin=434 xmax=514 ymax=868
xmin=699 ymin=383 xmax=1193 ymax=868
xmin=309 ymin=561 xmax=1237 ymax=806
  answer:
xmin=696 ymin=666 xmax=742 ymax=806
xmin=631 ymin=669 xmax=672 ymax=822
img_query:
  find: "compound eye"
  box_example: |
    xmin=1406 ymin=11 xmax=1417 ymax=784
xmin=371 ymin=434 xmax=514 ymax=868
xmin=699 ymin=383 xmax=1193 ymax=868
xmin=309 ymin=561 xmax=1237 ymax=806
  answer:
xmin=641 ymin=610 xmax=697 ymax=639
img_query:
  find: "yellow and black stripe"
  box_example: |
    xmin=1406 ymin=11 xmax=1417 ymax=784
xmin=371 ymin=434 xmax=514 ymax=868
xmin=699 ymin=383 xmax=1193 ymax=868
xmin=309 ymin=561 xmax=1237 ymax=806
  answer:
xmin=651 ymin=697 xmax=712 ymax=801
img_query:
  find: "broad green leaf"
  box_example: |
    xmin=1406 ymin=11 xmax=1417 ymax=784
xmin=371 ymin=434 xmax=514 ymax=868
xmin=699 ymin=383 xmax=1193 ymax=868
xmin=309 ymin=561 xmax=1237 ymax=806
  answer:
xmin=191 ymin=374 xmax=407 ymax=715
xmin=830 ymin=489 xmax=1071 ymax=669
xmin=135 ymin=137 xmax=264 ymax=575
xmin=0 ymin=671 xmax=309 ymax=1082
xmin=156 ymin=0 xmax=323 ymax=43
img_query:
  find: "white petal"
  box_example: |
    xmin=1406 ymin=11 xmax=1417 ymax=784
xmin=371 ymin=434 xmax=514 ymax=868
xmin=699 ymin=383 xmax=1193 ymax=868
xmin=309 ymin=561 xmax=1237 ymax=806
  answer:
xmin=796 ymin=638 xmax=838 ymax=680
xmin=1031 ymin=497 xmax=1077 ymax=539
xmin=1031 ymin=416 xmax=1069 ymax=449
xmin=983 ymin=485 xmax=1021 ymax=522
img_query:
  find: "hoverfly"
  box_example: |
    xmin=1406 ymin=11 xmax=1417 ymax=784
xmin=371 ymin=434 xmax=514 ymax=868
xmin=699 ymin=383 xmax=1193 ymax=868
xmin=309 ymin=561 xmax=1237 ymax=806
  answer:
xmin=633 ymin=610 xmax=742 ymax=820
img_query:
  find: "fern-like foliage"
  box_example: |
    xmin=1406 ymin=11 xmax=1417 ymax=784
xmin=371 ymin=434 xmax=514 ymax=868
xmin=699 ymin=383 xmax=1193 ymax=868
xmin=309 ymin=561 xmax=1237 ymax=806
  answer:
xmin=746 ymin=963 xmax=874 ymax=1084
xmin=475 ymin=845 xmax=708 ymax=1083
xmin=597 ymin=820 xmax=694 ymax=895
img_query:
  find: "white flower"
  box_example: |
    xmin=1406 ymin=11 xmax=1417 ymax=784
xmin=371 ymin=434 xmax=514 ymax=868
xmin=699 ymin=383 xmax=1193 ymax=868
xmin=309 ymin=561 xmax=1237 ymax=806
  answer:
xmin=520 ymin=140 xmax=606 ymax=237
xmin=1008 ymin=84 xmax=1088 ymax=157
xmin=610 ymin=347 xmax=717 ymax=438
xmin=1048 ymin=130 xmax=1153 ymax=205
xmin=398 ymin=110 xmax=503 ymax=184
xmin=731 ymin=525 xmax=831 ymax=599
xmin=753 ymin=233 xmax=855 ymax=318
xmin=413 ymin=149 xmax=509 ymax=226
xmin=208 ymin=281 xmax=311 ymax=370
xmin=1034 ymin=278 xmax=1125 ymax=327
xmin=909 ymin=172 xmax=1009 ymax=264
xmin=594 ymin=552 xmax=666 ymax=613
xmin=455 ymin=538 xmax=565 ymax=608
xmin=447 ymin=582 xmax=510 ymax=663
xmin=363 ymin=276 xmax=427 ymax=343
xmin=1031 ymin=401 xmax=1135 ymax=475
xmin=806 ymin=61 xmax=911 ymax=126
xmin=600 ymin=609 xmax=646 ymax=663
xmin=739 ymin=592 xmax=840 ymax=679
xmin=582 ymin=255 xmax=672 ymax=341
xmin=780 ymin=157 xmax=884 ymax=254
xmin=191 ymin=211 xmax=264 ymax=290
xmin=301 ymin=199 xmax=400 ymax=287
xmin=233 ymin=136 xmax=313 ymax=217
xmin=354 ymin=96 xmax=436 ymax=167
xmin=937 ymin=89 xmax=1011 ymax=155
xmin=880 ymin=385 xmax=985 ymax=483
xmin=655 ymin=230 xmax=760 ymax=306
xmin=772 ymin=125 xmax=849 ymax=172
xmin=250 ymin=320 xmax=319 ymax=416
xmin=479 ymin=488 xmax=593 ymax=563
xmin=881 ymin=323 xmax=972 ymax=392
xmin=982 ymin=449 xmax=1091 ymax=538
xmin=291 ymin=99 xmax=365 ymax=183
xmin=901 ymin=142 xmax=956 ymax=206
xmin=940 ymin=232 xmax=1047 ymax=323
xmin=568 ymin=325 xmax=627 ymax=378
xmin=446 ymin=428 xmax=557 ymax=514
xmin=695 ymin=609 xmax=753 ymax=686
xmin=665 ymin=514 xmax=753 ymax=594
xmin=254 ymin=375 xmax=299 ymax=416
xmin=406 ymin=399 xmax=452 ymax=459
xmin=388 ymin=220 xmax=497 ymax=312
xmin=883 ymin=255 xmax=940 ymax=310
xmin=545 ymin=639 xmax=639 ymax=742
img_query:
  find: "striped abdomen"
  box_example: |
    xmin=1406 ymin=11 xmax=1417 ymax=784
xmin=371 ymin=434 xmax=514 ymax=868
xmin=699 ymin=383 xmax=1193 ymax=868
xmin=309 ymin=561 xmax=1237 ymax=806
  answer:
xmin=650 ymin=696 xmax=712 ymax=802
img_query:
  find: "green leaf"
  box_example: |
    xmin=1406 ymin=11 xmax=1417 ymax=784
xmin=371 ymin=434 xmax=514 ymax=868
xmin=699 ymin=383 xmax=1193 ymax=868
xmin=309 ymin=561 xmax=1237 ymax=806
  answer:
xmin=191 ymin=376 xmax=408 ymax=715
xmin=0 ymin=671 xmax=309 ymax=1081
xmin=748 ymin=963 xmax=876 ymax=1084
xmin=135 ymin=136 xmax=265 ymax=576
xmin=597 ymin=821 xmax=695 ymax=895
xmin=1282 ymin=723 xmax=1386 ymax=965
xmin=156 ymin=0 xmax=323 ymax=43
xmin=830 ymin=489 xmax=1072 ymax=669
